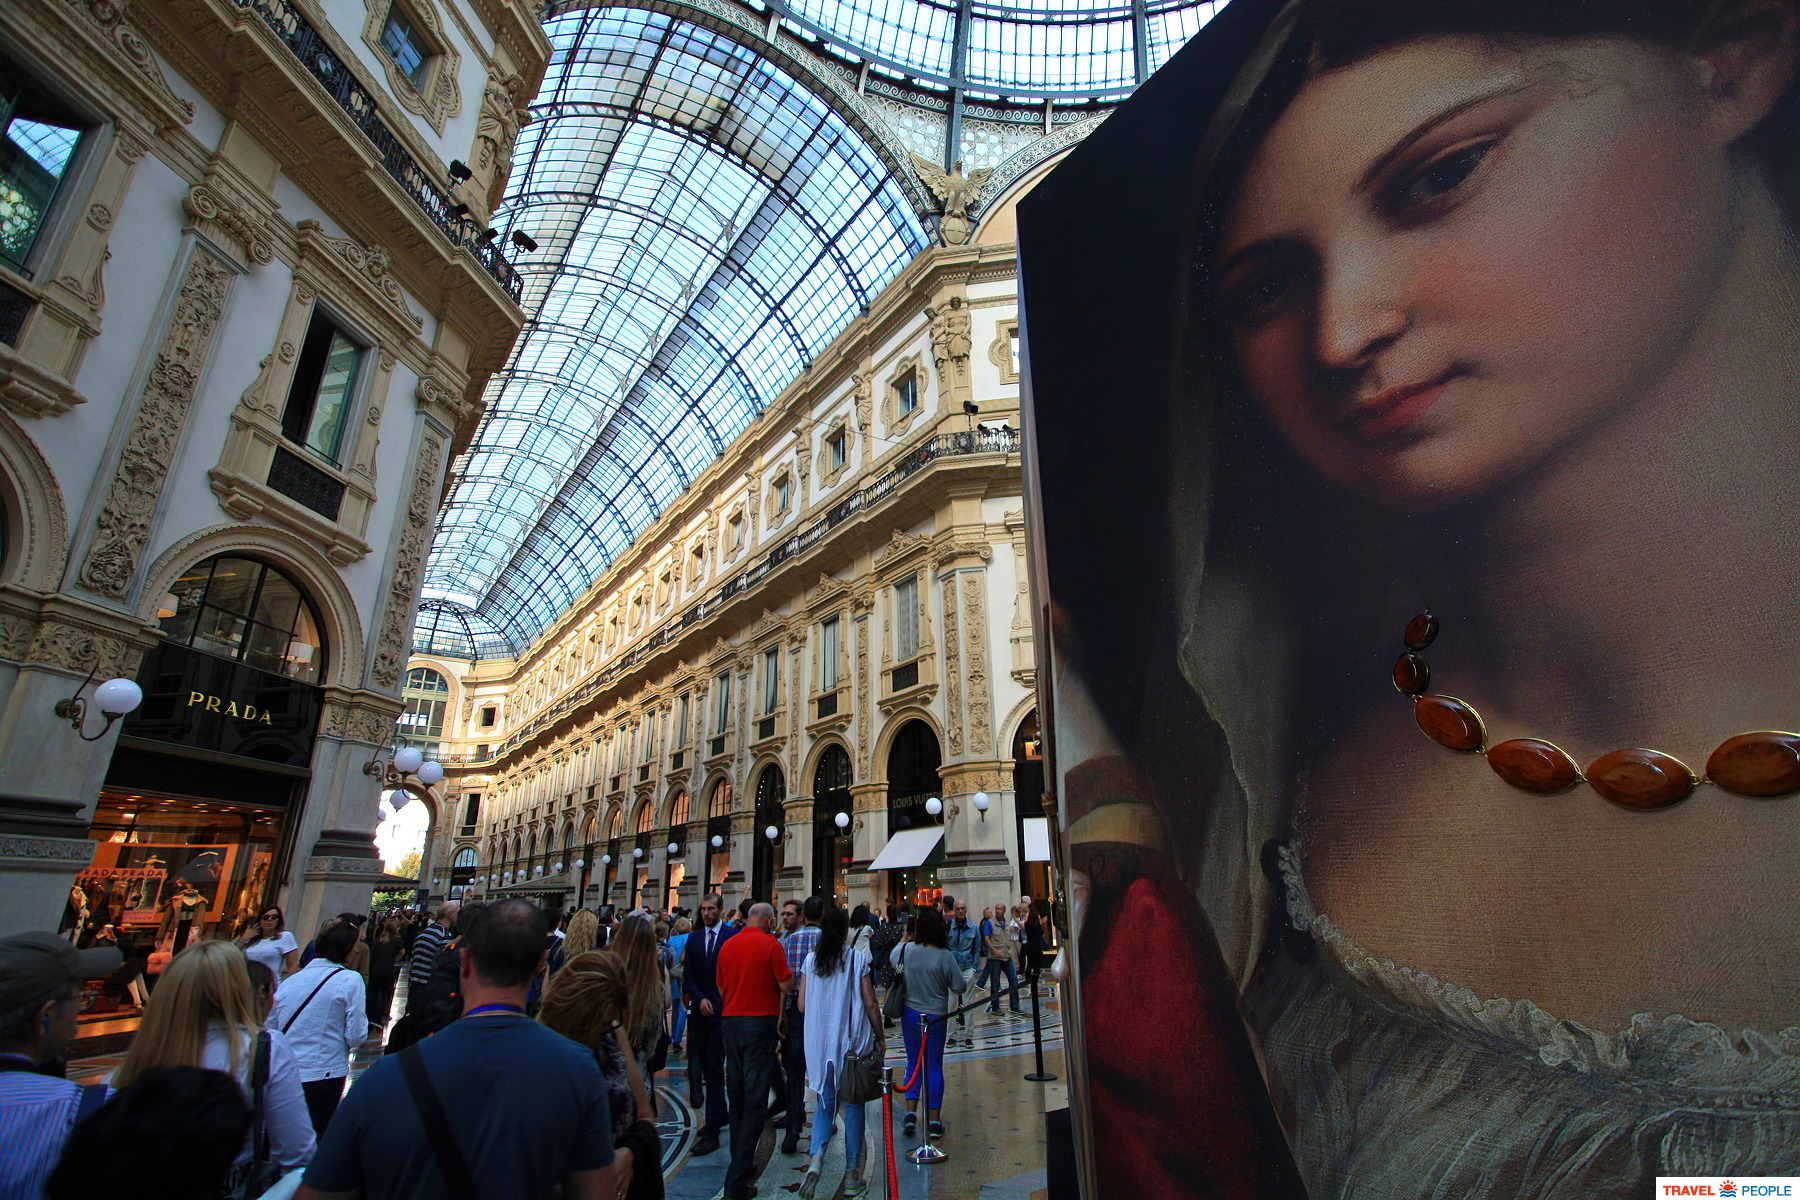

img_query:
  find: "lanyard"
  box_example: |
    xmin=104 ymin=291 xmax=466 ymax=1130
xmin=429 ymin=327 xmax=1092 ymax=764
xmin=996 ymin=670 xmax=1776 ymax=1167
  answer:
xmin=465 ymin=1003 xmax=525 ymax=1018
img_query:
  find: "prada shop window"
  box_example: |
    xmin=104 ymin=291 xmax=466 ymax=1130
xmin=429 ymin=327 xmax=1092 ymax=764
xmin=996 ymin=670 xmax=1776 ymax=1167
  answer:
xmin=62 ymin=793 xmax=284 ymax=1011
xmin=156 ymin=555 xmax=323 ymax=683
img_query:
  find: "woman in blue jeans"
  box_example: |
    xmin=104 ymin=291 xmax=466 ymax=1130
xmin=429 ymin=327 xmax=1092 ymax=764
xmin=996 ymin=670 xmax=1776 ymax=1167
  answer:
xmin=799 ymin=905 xmax=884 ymax=1199
xmin=891 ymin=906 xmax=965 ymax=1138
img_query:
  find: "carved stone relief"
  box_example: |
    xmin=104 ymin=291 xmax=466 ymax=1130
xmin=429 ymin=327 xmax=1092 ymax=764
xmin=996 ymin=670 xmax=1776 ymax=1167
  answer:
xmin=963 ymin=573 xmax=992 ymax=758
xmin=942 ymin=576 xmax=963 ymax=757
xmin=369 ymin=434 xmax=441 ymax=689
xmin=79 ymin=248 xmax=234 ymax=599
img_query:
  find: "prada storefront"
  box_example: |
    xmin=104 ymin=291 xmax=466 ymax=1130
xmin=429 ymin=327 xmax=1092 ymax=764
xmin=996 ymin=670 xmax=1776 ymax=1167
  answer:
xmin=65 ymin=555 xmax=325 ymax=1018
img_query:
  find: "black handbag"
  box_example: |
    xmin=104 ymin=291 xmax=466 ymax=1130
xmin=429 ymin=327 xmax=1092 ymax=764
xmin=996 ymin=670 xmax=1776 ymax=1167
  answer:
xmin=838 ymin=1040 xmax=884 ymax=1105
xmin=221 ymin=1033 xmax=286 ymax=1200
xmin=881 ymin=944 xmax=908 ymax=1020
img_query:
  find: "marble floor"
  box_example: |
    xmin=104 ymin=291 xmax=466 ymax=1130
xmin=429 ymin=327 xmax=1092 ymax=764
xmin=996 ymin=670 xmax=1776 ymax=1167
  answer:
xmin=69 ymin=975 xmax=1063 ymax=1200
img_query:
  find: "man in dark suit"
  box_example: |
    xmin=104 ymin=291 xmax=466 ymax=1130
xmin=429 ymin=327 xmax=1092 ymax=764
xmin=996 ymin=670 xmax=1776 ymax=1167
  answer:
xmin=682 ymin=891 xmax=737 ymax=1156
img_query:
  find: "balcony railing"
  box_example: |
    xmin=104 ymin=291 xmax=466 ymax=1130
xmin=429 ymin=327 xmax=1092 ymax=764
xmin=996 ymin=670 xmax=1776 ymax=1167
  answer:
xmin=237 ymin=0 xmax=522 ymax=302
xmin=486 ymin=426 xmax=1018 ymax=758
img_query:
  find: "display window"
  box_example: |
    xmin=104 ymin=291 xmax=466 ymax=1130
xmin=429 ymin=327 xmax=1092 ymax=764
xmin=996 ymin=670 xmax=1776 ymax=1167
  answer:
xmin=62 ymin=789 xmax=287 ymax=1022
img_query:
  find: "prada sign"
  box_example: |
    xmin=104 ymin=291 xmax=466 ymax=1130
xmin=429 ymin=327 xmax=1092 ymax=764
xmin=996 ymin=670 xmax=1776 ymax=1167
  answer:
xmin=123 ymin=641 xmax=323 ymax=767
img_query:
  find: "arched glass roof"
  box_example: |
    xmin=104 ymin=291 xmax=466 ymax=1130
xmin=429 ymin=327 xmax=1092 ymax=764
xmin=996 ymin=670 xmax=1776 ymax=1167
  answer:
xmin=415 ymin=7 xmax=929 ymax=659
xmin=766 ymin=0 xmax=1224 ymax=98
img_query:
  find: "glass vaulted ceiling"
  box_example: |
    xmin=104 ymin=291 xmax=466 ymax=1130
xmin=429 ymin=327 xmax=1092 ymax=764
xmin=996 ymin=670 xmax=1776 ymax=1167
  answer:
xmin=769 ymin=0 xmax=1224 ymax=98
xmin=416 ymin=8 xmax=929 ymax=659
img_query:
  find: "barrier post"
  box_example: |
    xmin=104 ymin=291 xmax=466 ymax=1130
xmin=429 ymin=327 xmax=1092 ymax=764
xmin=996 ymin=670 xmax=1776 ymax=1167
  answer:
xmin=1023 ymin=970 xmax=1056 ymax=1082
xmin=882 ymin=1067 xmax=900 ymax=1198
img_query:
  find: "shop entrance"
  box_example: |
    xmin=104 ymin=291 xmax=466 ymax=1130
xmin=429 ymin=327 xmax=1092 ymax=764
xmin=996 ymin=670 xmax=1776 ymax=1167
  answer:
xmin=810 ymin=744 xmax=853 ymax=906
xmin=884 ymin=720 xmax=943 ymax=913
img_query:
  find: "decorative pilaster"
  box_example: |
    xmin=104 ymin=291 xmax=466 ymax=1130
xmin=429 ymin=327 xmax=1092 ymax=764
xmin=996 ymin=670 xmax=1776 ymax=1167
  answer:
xmin=78 ymin=247 xmax=235 ymax=599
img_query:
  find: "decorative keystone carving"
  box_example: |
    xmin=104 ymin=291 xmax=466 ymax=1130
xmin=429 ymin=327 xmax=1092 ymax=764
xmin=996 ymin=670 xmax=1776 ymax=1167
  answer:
xmin=184 ymin=185 xmax=275 ymax=266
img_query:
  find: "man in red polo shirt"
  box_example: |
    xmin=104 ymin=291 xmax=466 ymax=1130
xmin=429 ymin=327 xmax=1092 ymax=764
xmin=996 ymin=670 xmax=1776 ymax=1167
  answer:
xmin=715 ymin=902 xmax=794 ymax=1200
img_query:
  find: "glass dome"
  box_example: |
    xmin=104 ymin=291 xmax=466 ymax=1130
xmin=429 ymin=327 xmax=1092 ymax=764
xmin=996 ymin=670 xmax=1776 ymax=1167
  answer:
xmin=764 ymin=0 xmax=1224 ymax=99
xmin=416 ymin=7 xmax=929 ymax=657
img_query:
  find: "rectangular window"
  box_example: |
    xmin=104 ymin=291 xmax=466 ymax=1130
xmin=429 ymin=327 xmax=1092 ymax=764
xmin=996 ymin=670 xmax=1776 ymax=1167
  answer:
xmin=895 ymin=574 xmax=919 ymax=659
xmin=379 ymin=5 xmax=432 ymax=89
xmin=894 ymin=372 xmax=918 ymax=417
xmin=827 ymin=430 xmax=847 ymax=471
xmin=460 ymin=794 xmax=481 ymax=835
xmin=712 ymin=673 xmax=730 ymax=734
xmin=729 ymin=513 xmax=744 ymax=549
xmin=675 ymin=692 xmax=690 ymax=747
xmin=480 ymin=705 xmax=497 ymax=727
xmin=282 ymin=310 xmax=363 ymax=466
xmin=774 ymin=476 xmax=792 ymax=514
xmin=762 ymin=646 xmax=779 ymax=713
xmin=820 ymin=615 xmax=840 ymax=690
xmin=0 ymin=62 xmax=92 ymax=277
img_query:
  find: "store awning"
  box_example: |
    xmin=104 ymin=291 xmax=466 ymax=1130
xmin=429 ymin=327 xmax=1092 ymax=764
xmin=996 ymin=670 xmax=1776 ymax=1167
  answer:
xmin=869 ymin=827 xmax=944 ymax=871
xmin=1022 ymin=817 xmax=1053 ymax=864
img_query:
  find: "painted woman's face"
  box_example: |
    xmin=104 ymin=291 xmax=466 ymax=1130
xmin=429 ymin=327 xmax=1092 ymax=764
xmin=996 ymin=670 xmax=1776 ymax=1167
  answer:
xmin=1217 ymin=36 xmax=1745 ymax=512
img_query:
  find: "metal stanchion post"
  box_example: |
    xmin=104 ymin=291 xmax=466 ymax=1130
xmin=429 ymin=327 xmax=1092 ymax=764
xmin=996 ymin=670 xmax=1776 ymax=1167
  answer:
xmin=1023 ymin=969 xmax=1056 ymax=1082
xmin=907 ymin=1015 xmax=947 ymax=1164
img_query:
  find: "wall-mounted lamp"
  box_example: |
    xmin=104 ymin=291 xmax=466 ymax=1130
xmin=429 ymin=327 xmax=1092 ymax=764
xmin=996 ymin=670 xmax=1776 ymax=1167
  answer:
xmin=476 ymin=227 xmax=499 ymax=244
xmin=55 ymin=673 xmax=144 ymax=742
xmin=574 ymin=858 xmax=586 ymax=870
xmin=364 ymin=742 xmax=444 ymax=788
xmin=448 ymin=159 xmax=473 ymax=181
xmin=924 ymin=797 xmax=943 ymax=817
xmin=450 ymin=202 xmax=470 ymax=217
xmin=972 ymin=791 xmax=990 ymax=822
xmin=632 ymin=846 xmax=644 ymax=859
xmin=600 ymin=853 xmax=612 ymax=865
xmin=511 ymin=230 xmax=538 ymax=252
xmin=833 ymin=811 xmax=850 ymax=830
xmin=666 ymin=842 xmax=680 ymax=856
xmin=710 ymin=835 xmax=725 ymax=849
xmin=554 ymin=861 xmax=565 ymax=872
xmin=962 ymin=400 xmax=980 ymax=415
xmin=156 ymin=592 xmax=180 ymax=619
xmin=764 ymin=824 xmax=781 ymax=842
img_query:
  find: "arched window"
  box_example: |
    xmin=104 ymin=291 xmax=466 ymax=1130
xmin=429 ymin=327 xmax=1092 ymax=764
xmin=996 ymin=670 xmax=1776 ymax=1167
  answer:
xmin=668 ymin=790 xmax=691 ymax=826
xmin=453 ymin=847 xmax=477 ymax=867
xmin=634 ymin=799 xmax=655 ymax=834
xmin=399 ymin=667 xmax=450 ymax=758
xmin=156 ymin=554 xmax=324 ymax=682
xmin=709 ymin=779 xmax=732 ymax=817
xmin=813 ymin=744 xmax=851 ymax=794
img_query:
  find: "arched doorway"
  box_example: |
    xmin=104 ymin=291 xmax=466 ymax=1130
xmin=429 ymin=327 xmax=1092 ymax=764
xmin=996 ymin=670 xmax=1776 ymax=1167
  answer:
xmin=884 ymin=721 xmax=943 ymax=911
xmin=751 ymin=764 xmax=785 ymax=902
xmin=632 ymin=799 xmax=655 ymax=907
xmin=811 ymin=745 xmax=853 ymax=906
xmin=450 ymin=847 xmax=477 ymax=901
xmin=84 ymin=553 xmax=329 ymax=953
xmin=665 ymin=790 xmax=690 ymax=911
xmin=1012 ymin=711 xmax=1049 ymax=903
xmin=578 ymin=812 xmax=597 ymax=907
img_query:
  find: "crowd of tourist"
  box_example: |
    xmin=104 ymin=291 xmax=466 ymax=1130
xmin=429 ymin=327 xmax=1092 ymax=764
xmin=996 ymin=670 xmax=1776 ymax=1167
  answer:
xmin=0 ymin=890 xmax=1052 ymax=1200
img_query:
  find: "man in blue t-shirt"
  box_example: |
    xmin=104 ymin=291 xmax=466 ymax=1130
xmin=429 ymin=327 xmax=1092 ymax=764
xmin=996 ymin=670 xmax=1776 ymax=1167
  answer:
xmin=296 ymin=899 xmax=614 ymax=1200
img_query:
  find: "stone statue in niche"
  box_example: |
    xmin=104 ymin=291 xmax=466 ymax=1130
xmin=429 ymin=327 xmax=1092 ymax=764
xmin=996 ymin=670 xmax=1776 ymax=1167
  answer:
xmin=476 ymin=72 xmax=529 ymax=212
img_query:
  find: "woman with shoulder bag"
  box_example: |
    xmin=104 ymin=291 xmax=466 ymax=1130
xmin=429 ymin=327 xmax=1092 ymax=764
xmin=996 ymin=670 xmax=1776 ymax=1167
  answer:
xmin=799 ymin=905 xmax=884 ymax=1200
xmin=113 ymin=940 xmax=315 ymax=1194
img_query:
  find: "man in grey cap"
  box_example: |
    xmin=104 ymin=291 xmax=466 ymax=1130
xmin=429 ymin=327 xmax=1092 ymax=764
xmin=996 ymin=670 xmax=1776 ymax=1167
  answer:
xmin=0 ymin=931 xmax=120 ymax=1199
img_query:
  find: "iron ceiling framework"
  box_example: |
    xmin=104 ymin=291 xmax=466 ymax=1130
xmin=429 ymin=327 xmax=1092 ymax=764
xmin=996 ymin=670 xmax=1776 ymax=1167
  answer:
xmin=414 ymin=2 xmax=1217 ymax=662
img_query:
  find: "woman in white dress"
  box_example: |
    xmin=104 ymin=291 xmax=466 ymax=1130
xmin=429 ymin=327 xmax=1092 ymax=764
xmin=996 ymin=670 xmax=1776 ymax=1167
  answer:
xmin=797 ymin=904 xmax=884 ymax=1200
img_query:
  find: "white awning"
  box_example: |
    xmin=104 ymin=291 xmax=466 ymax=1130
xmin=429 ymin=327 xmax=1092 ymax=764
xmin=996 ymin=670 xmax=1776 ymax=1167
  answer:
xmin=1023 ymin=817 xmax=1053 ymax=863
xmin=868 ymin=826 xmax=944 ymax=871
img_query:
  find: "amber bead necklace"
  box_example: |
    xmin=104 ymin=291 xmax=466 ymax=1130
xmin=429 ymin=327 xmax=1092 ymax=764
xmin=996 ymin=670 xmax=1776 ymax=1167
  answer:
xmin=1393 ymin=612 xmax=1800 ymax=809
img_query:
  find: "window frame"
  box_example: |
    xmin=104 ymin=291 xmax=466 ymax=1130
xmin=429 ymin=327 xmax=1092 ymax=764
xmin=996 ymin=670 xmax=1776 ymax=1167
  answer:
xmin=894 ymin=572 xmax=920 ymax=660
xmin=280 ymin=306 xmax=370 ymax=469
xmin=0 ymin=57 xmax=103 ymax=283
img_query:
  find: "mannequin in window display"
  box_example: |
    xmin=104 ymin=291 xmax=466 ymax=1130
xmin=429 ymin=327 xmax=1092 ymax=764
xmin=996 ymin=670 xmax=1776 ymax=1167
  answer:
xmin=160 ymin=880 xmax=209 ymax=952
xmin=1041 ymin=2 xmax=1800 ymax=1197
